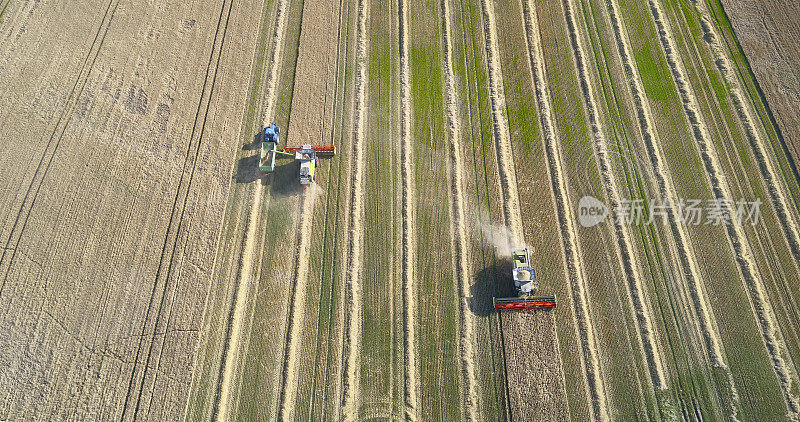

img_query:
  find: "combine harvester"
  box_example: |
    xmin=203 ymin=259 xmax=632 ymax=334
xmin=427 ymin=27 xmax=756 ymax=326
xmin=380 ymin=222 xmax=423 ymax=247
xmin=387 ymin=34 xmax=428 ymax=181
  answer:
xmin=493 ymin=248 xmax=557 ymax=311
xmin=258 ymin=123 xmax=336 ymax=185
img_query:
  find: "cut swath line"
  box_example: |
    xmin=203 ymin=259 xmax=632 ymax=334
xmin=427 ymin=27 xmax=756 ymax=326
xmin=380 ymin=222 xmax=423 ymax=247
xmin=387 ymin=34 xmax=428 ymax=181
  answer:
xmin=477 ymin=0 xmax=522 ymax=237
xmin=692 ymin=0 xmax=800 ymax=273
xmin=214 ymin=0 xmax=291 ymax=417
xmin=604 ymin=0 xmax=726 ymax=367
xmin=440 ymin=0 xmax=479 ymax=419
xmin=602 ymin=0 xmax=734 ymax=402
xmin=340 ymin=0 xmax=368 ymax=418
xmin=278 ymin=189 xmax=320 ymax=420
xmin=398 ymin=0 xmax=420 ymax=418
xmin=561 ymin=0 xmax=666 ymax=390
xmin=518 ymin=0 xmax=609 ymax=418
xmin=646 ymin=0 xmax=800 ymax=416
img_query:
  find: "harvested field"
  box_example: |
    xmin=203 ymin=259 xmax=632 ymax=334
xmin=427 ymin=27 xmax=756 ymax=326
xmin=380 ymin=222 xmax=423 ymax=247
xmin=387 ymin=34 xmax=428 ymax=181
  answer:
xmin=3 ymin=0 xmax=800 ymax=419
xmin=719 ymin=0 xmax=800 ymax=168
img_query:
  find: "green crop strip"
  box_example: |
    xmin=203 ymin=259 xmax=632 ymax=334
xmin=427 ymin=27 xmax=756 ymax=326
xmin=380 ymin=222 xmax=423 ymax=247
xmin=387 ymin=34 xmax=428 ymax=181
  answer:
xmin=457 ymin=0 xmax=511 ymax=416
xmin=577 ymin=0 xmax=715 ymax=417
xmin=408 ymin=0 xmax=461 ymax=419
xmin=0 ymin=1 xmax=10 ymax=24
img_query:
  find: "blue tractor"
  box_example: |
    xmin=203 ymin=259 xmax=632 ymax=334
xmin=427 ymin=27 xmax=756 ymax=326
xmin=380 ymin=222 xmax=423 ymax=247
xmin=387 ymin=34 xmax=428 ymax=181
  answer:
xmin=259 ymin=123 xmax=282 ymax=172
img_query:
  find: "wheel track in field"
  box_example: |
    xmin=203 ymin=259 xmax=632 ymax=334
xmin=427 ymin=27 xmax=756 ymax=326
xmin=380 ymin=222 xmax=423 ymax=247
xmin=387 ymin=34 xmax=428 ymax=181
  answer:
xmin=0 ymin=0 xmax=119 ymax=295
xmin=646 ymin=0 xmax=800 ymax=415
xmin=602 ymin=0 xmax=738 ymax=406
xmin=691 ymin=0 xmax=800 ymax=267
xmin=439 ymin=0 xmax=479 ymax=419
xmin=113 ymin=0 xmax=233 ymax=417
xmin=306 ymin=0 xmax=348 ymax=416
xmin=519 ymin=0 xmax=608 ymax=418
xmin=129 ymin=0 xmax=238 ymax=418
xmin=278 ymin=188 xmax=320 ymax=420
xmin=562 ymin=0 xmax=667 ymax=391
xmin=213 ymin=0 xmax=292 ymax=417
xmin=340 ymin=0 xmax=368 ymax=418
xmin=397 ymin=0 xmax=420 ymax=418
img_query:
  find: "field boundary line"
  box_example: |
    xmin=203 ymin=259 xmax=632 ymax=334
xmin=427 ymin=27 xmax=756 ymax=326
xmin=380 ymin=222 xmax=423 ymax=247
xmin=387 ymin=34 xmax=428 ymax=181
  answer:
xmin=340 ymin=0 xmax=369 ymax=418
xmin=647 ymin=0 xmax=800 ymax=415
xmin=440 ymin=0 xmax=480 ymax=419
xmin=397 ymin=0 xmax=420 ymax=418
xmin=519 ymin=0 xmax=609 ymax=418
xmin=212 ymin=0 xmax=292 ymax=417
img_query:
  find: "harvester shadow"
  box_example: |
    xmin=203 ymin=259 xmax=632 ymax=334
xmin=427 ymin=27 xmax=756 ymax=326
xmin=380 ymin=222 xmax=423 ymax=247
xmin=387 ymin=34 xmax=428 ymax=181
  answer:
xmin=243 ymin=130 xmax=262 ymax=151
xmin=233 ymin=149 xmax=301 ymax=196
xmin=269 ymin=159 xmax=304 ymax=197
xmin=234 ymin=131 xmax=268 ymax=183
xmin=234 ymin=154 xmax=262 ymax=184
xmin=468 ymin=258 xmax=514 ymax=317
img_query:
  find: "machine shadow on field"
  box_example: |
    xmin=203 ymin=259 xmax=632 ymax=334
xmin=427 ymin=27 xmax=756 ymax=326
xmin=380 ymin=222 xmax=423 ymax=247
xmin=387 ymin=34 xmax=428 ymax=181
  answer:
xmin=234 ymin=153 xmax=302 ymax=194
xmin=234 ymin=154 xmax=263 ymax=184
xmin=269 ymin=160 xmax=304 ymax=196
xmin=468 ymin=258 xmax=514 ymax=317
xmin=244 ymin=130 xmax=262 ymax=151
xmin=235 ymin=132 xmax=267 ymax=184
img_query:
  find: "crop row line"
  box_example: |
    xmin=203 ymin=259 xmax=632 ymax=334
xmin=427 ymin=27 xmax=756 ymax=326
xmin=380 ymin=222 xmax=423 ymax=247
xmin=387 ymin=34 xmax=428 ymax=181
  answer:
xmin=440 ymin=0 xmax=480 ymax=420
xmin=340 ymin=0 xmax=369 ymax=418
xmin=133 ymin=0 xmax=239 ymax=419
xmin=645 ymin=0 xmax=800 ymax=416
xmin=691 ymin=0 xmax=800 ymax=269
xmin=278 ymin=189 xmax=320 ymax=420
xmin=307 ymin=0 xmax=350 ymax=416
xmin=477 ymin=0 xmax=523 ymax=239
xmin=397 ymin=0 xmax=420 ymax=418
xmin=602 ymin=0 xmax=728 ymax=373
xmin=562 ymin=0 xmax=667 ymax=393
xmin=518 ymin=0 xmax=608 ymax=418
xmin=213 ymin=0 xmax=292 ymax=417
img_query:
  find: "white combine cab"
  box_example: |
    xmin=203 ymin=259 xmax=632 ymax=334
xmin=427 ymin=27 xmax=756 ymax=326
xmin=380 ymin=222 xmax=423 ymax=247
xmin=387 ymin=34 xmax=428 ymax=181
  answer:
xmin=295 ymin=144 xmax=319 ymax=185
xmin=512 ymin=249 xmax=539 ymax=294
xmin=494 ymin=248 xmax=557 ymax=311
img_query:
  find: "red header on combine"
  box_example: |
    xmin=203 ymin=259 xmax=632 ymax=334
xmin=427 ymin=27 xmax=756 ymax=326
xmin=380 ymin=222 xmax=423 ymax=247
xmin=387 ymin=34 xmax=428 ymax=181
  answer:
xmin=493 ymin=296 xmax=557 ymax=311
xmin=284 ymin=145 xmax=336 ymax=154
xmin=493 ymin=248 xmax=557 ymax=311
